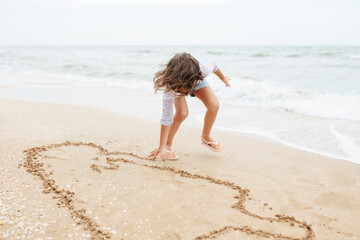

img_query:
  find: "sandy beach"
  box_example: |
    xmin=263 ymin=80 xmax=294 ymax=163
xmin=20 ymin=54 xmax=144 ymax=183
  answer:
xmin=1 ymin=0 xmax=360 ymax=237
xmin=0 ymin=98 xmax=359 ymax=239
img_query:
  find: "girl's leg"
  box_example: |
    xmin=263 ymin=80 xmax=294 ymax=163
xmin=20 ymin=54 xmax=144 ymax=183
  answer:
xmin=193 ymin=86 xmax=221 ymax=144
xmin=166 ymin=96 xmax=189 ymax=150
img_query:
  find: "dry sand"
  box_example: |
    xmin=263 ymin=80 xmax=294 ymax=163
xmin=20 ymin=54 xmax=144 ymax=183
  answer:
xmin=0 ymin=98 xmax=359 ymax=240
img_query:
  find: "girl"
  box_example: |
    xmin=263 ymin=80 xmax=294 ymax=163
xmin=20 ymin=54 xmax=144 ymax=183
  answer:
xmin=149 ymin=52 xmax=231 ymax=160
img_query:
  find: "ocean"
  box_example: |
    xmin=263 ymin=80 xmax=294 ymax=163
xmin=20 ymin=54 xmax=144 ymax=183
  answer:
xmin=0 ymin=45 xmax=359 ymax=164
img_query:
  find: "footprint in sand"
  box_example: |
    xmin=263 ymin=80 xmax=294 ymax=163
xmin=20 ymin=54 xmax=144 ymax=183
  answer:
xmin=21 ymin=141 xmax=314 ymax=240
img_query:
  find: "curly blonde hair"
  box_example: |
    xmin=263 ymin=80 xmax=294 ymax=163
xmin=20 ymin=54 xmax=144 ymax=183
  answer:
xmin=153 ymin=52 xmax=204 ymax=96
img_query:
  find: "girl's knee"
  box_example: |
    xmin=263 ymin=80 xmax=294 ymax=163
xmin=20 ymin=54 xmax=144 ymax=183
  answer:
xmin=175 ymin=109 xmax=189 ymax=121
xmin=207 ymin=100 xmax=220 ymax=112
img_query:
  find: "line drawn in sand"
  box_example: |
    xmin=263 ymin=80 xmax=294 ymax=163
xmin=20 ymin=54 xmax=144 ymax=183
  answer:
xmin=21 ymin=141 xmax=315 ymax=240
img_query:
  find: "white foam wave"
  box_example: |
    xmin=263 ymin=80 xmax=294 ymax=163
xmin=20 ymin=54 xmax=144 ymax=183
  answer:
xmin=330 ymin=123 xmax=360 ymax=164
xmin=345 ymin=54 xmax=360 ymax=60
xmin=216 ymin=78 xmax=360 ymax=121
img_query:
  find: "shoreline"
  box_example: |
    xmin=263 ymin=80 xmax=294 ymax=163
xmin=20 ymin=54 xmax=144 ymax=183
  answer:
xmin=0 ymin=81 xmax=357 ymax=165
xmin=216 ymin=126 xmax=355 ymax=165
xmin=0 ymin=98 xmax=360 ymax=239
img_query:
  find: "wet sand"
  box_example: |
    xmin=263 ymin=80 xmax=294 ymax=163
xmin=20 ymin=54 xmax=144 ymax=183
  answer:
xmin=0 ymin=98 xmax=360 ymax=239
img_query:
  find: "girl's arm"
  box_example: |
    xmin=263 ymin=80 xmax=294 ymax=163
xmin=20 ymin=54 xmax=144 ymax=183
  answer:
xmin=149 ymin=124 xmax=170 ymax=158
xmin=199 ymin=59 xmax=231 ymax=87
xmin=159 ymin=125 xmax=170 ymax=149
xmin=149 ymin=91 xmax=174 ymax=158
xmin=214 ymin=68 xmax=231 ymax=87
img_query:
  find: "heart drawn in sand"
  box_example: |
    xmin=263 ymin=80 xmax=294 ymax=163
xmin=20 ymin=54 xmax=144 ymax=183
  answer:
xmin=21 ymin=141 xmax=315 ymax=240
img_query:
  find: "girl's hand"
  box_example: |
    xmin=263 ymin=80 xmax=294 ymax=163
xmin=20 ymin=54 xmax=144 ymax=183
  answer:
xmin=149 ymin=147 xmax=165 ymax=159
xmin=221 ymin=76 xmax=231 ymax=87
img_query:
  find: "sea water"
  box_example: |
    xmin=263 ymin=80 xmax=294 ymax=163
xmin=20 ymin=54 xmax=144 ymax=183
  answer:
xmin=0 ymin=46 xmax=359 ymax=163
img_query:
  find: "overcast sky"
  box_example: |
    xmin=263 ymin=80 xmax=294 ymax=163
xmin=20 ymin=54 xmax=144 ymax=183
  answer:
xmin=0 ymin=0 xmax=359 ymax=45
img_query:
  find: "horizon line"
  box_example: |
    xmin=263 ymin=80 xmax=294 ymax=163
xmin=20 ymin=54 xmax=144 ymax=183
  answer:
xmin=1 ymin=44 xmax=360 ymax=47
